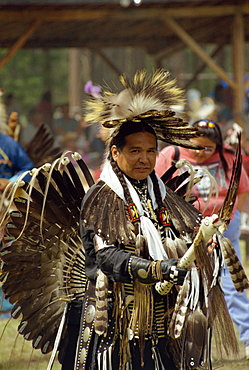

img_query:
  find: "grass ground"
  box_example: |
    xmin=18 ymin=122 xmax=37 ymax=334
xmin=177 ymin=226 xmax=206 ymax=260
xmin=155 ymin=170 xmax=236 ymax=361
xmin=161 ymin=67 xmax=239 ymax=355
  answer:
xmin=0 ymin=316 xmax=248 ymax=370
xmin=0 ymin=318 xmax=60 ymax=370
xmin=209 ymin=249 xmax=249 ymax=370
xmin=211 ymin=336 xmax=248 ymax=370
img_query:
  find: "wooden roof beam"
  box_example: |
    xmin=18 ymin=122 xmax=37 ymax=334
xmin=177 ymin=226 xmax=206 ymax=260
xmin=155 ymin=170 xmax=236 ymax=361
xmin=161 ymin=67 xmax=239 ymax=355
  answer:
xmin=153 ymin=17 xmax=227 ymax=61
xmin=163 ymin=16 xmax=236 ymax=90
xmin=232 ymin=11 xmax=246 ymax=125
xmin=94 ymin=49 xmax=123 ymax=78
xmin=0 ymin=5 xmax=249 ymax=22
xmin=0 ymin=20 xmax=41 ymax=70
xmin=183 ymin=44 xmax=224 ymax=90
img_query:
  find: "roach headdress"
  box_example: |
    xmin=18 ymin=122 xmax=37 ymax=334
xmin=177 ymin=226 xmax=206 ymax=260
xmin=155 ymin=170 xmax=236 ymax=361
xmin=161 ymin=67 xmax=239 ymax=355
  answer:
xmin=84 ymin=69 xmax=201 ymax=149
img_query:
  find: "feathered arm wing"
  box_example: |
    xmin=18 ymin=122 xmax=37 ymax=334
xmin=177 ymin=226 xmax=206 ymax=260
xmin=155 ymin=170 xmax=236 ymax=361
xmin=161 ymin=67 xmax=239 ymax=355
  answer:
xmin=0 ymin=152 xmax=94 ymax=354
xmin=24 ymin=122 xmax=62 ymax=167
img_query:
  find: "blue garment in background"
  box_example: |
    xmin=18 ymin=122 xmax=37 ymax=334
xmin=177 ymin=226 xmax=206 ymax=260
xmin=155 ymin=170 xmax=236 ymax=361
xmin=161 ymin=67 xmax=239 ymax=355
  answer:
xmin=223 ymin=209 xmax=249 ymax=346
xmin=0 ymin=133 xmax=34 ymax=182
xmin=0 ymin=133 xmax=34 ymax=316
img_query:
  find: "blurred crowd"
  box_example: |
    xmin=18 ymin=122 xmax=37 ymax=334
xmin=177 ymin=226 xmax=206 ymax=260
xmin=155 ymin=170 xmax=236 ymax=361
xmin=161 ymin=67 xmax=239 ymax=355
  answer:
xmin=1 ymin=80 xmax=249 ymax=183
xmin=0 ymin=88 xmax=106 ymax=181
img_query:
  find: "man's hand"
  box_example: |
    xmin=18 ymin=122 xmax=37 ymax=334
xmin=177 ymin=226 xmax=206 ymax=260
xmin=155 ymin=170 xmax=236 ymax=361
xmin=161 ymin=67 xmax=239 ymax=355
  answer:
xmin=161 ymin=259 xmax=187 ymax=285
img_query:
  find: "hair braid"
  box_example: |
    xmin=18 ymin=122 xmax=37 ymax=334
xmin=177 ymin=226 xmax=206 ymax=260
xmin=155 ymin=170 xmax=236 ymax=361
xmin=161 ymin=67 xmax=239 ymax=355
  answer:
xmin=110 ymin=158 xmax=133 ymax=204
xmin=218 ymin=146 xmax=229 ymax=177
xmin=150 ymin=170 xmax=164 ymax=210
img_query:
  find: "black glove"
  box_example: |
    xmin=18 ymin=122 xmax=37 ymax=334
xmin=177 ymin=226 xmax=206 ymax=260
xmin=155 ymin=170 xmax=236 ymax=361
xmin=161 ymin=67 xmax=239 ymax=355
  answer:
xmin=129 ymin=256 xmax=187 ymax=285
xmin=161 ymin=259 xmax=187 ymax=285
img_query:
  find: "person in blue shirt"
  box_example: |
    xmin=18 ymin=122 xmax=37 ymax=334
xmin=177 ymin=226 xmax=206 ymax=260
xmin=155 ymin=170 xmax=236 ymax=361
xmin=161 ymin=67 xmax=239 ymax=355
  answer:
xmin=0 ymin=132 xmax=34 ymax=192
xmin=0 ymin=132 xmax=34 ymax=317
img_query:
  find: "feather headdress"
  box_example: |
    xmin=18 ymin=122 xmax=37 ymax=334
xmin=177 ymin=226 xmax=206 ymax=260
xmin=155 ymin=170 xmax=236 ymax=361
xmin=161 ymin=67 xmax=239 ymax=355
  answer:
xmin=84 ymin=69 xmax=202 ymax=149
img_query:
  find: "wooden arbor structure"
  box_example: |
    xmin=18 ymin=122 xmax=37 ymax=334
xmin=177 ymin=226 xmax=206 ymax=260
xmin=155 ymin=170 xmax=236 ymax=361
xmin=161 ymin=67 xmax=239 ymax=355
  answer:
xmin=0 ymin=0 xmax=249 ymax=124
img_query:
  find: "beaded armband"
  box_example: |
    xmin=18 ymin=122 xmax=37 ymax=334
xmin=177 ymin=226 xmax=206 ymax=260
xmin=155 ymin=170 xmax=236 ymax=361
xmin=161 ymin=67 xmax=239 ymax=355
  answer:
xmin=127 ymin=203 xmax=140 ymax=223
xmin=158 ymin=207 xmax=170 ymax=227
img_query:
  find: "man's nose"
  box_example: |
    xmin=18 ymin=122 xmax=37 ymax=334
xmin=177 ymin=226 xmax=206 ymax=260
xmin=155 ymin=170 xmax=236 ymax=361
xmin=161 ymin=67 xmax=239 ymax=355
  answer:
xmin=139 ymin=152 xmax=149 ymax=162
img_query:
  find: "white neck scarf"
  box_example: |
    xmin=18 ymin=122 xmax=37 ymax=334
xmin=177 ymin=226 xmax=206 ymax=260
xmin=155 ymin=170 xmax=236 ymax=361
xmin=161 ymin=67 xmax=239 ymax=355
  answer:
xmin=100 ymin=161 xmax=168 ymax=260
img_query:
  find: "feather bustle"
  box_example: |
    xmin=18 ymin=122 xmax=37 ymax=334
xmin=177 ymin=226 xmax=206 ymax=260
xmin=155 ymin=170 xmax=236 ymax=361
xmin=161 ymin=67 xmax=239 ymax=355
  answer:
xmin=0 ymin=153 xmax=91 ymax=354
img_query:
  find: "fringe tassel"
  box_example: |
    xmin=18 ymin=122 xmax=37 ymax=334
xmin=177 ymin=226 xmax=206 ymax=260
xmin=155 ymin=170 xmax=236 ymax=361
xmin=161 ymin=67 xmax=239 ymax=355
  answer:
xmin=108 ymin=345 xmax=112 ymax=370
xmin=112 ymin=279 xmax=154 ymax=368
xmin=152 ymin=345 xmax=166 ymax=370
xmin=103 ymin=350 xmax=107 ymax=370
xmin=129 ymin=280 xmax=154 ymax=367
xmin=113 ymin=283 xmax=131 ymax=370
xmin=98 ymin=352 xmax=101 ymax=370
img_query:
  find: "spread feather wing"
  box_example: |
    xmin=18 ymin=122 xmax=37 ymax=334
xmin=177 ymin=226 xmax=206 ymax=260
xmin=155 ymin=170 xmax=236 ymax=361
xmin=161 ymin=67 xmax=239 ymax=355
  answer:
xmin=0 ymin=152 xmax=94 ymax=354
xmin=82 ymin=180 xmax=136 ymax=245
xmin=164 ymin=186 xmax=203 ymax=235
xmin=24 ymin=122 xmax=62 ymax=167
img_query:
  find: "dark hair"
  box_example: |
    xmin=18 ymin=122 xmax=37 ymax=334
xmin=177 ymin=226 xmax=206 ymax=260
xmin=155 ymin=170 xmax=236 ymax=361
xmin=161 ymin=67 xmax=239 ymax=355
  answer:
xmin=192 ymin=119 xmax=229 ymax=175
xmin=107 ymin=121 xmax=157 ymax=160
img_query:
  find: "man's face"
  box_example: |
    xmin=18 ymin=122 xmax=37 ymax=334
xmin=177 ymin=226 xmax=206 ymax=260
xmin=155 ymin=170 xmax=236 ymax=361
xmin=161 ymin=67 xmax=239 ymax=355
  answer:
xmin=111 ymin=131 xmax=157 ymax=180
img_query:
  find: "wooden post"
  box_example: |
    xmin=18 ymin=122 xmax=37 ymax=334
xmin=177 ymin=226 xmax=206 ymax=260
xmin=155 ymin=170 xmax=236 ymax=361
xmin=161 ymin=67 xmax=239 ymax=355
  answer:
xmin=232 ymin=11 xmax=246 ymax=127
xmin=69 ymin=48 xmax=83 ymax=118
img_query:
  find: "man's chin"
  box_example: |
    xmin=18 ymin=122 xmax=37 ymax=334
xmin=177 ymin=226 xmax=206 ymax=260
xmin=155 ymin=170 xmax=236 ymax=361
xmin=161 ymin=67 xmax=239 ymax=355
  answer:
xmin=133 ymin=172 xmax=150 ymax=180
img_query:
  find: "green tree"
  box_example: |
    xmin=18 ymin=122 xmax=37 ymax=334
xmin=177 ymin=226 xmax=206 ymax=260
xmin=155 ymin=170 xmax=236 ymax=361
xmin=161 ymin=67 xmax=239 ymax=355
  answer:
xmin=0 ymin=48 xmax=69 ymax=121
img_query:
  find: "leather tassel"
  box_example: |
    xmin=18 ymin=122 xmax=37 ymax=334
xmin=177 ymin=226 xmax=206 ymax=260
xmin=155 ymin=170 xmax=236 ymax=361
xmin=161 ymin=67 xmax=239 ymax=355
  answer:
xmin=129 ymin=280 xmax=154 ymax=367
